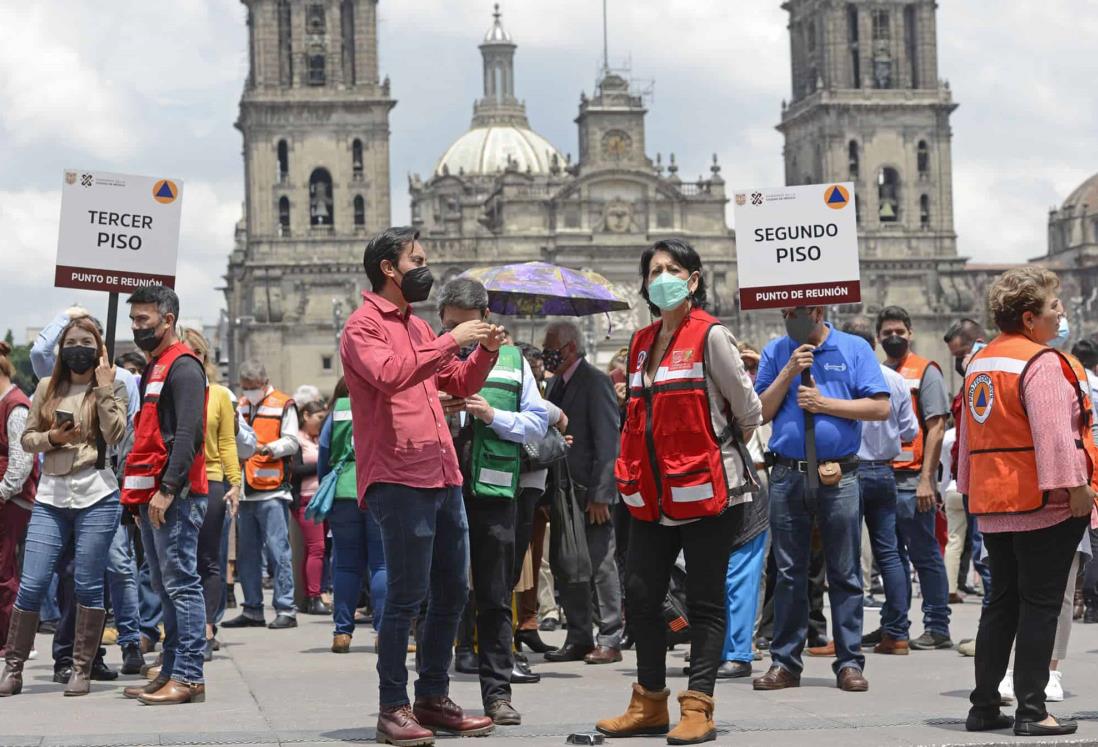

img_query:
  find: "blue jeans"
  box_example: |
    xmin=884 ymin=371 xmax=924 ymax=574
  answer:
xmin=896 ymin=486 xmax=952 ymax=637
xmin=107 ymin=524 xmax=141 ymax=647
xmin=858 ymin=464 xmax=910 ymax=639
xmin=724 ymin=531 xmax=767 ymax=662
xmin=15 ymin=494 xmax=122 ymax=612
xmin=138 ymin=556 xmax=163 ymax=642
xmin=329 ymin=498 xmax=387 ymax=636
xmin=237 ymin=499 xmax=296 ymax=617
xmin=769 ymin=465 xmax=864 ymax=675
xmin=366 ymin=483 xmax=469 ymax=708
xmin=139 ymin=495 xmax=208 ymax=685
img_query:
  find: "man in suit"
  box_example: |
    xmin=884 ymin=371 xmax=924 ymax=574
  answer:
xmin=540 ymin=321 xmax=624 ymax=665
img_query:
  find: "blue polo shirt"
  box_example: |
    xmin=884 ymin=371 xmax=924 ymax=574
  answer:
xmin=755 ymin=323 xmax=889 ymax=460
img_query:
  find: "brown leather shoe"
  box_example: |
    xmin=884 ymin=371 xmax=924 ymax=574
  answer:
xmin=377 ymin=705 xmax=435 ymax=746
xmin=124 ymin=674 xmax=170 ymax=700
xmin=138 ymin=679 xmax=206 ymax=705
xmin=836 ymin=667 xmax=869 ymax=692
xmin=332 ymin=634 xmax=351 ymax=654
xmin=873 ymin=634 xmax=909 ymax=655
xmin=584 ymin=646 xmax=623 ymax=665
xmin=752 ymin=666 xmax=800 ymax=691
xmin=948 ymin=592 xmax=965 ymax=605
xmin=805 ymin=640 xmax=835 ymax=657
xmin=412 ymin=695 xmax=493 ymax=736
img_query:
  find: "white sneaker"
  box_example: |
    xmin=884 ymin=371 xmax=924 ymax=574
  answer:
xmin=28 ymin=648 xmax=37 ymax=660
xmin=1046 ymin=670 xmax=1064 ymax=702
xmin=999 ymin=670 xmax=1015 ymax=704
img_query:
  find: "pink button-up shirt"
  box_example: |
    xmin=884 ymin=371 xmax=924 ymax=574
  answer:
xmin=340 ymin=292 xmax=498 ymax=500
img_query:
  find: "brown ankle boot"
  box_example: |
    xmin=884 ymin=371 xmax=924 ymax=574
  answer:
xmin=65 ymin=605 xmax=106 ymax=697
xmin=666 ymin=690 xmax=716 ymax=745
xmin=0 ymin=608 xmax=39 ymax=697
xmin=595 ymin=683 xmax=671 ymax=737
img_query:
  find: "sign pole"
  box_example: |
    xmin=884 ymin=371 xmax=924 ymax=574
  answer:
xmin=801 ymin=369 xmax=819 ymax=493
xmin=104 ymin=292 xmax=120 ymax=362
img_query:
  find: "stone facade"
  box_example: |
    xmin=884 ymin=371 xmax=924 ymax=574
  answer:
xmin=223 ymin=0 xmax=394 ymax=392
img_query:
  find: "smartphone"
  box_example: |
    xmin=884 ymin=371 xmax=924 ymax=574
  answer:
xmin=54 ymin=410 xmax=75 ymax=427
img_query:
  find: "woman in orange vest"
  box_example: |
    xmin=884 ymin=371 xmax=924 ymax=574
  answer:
xmin=959 ymin=267 xmax=1097 ymax=737
xmin=596 ymin=239 xmax=763 ymax=745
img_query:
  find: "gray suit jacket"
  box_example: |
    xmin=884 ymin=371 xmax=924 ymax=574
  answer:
xmin=546 ymin=359 xmax=620 ymax=506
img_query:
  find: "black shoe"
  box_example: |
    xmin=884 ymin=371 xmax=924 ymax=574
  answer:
xmin=717 ymin=660 xmax=753 ymax=679
xmin=226 ymin=587 xmax=238 ymax=609
xmin=511 ymin=659 xmax=541 ymax=684
xmin=538 ymin=618 xmax=560 ymax=632
xmin=53 ymin=666 xmax=73 ymax=684
xmin=268 ymin=614 xmax=297 ymax=629
xmin=910 ymin=631 xmax=953 ymax=650
xmin=860 ymin=628 xmax=883 ymax=648
xmin=92 ymin=656 xmax=118 ymax=681
xmin=515 ymin=629 xmax=557 ymax=654
xmin=38 ymin=620 xmax=58 ymax=635
xmin=306 ymin=597 xmax=332 ymax=615
xmin=966 ymin=711 xmax=1013 ymax=732
xmin=755 ymin=636 xmax=770 ymax=651
xmin=1014 ymin=717 xmax=1077 ymax=736
xmin=222 ymin=614 xmax=266 ymax=628
xmin=807 ymin=635 xmax=828 ymax=649
xmin=486 ymin=699 xmax=522 ymax=725
xmin=211 ymin=637 xmax=221 ymax=651
xmin=543 ymin=643 xmax=592 ymax=663
xmin=959 ymin=583 xmax=982 ymax=596
xmin=863 ymin=595 xmax=882 ymax=609
xmin=120 ymin=643 xmax=144 ymax=675
xmin=454 ymin=649 xmax=478 ymax=674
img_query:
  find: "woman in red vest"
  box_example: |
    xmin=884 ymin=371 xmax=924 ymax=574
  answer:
xmin=597 ymin=239 xmax=763 ymax=745
xmin=959 ymin=267 xmax=1097 ymax=736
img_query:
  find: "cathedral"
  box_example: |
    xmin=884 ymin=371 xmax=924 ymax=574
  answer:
xmin=223 ymin=0 xmax=1097 ymax=393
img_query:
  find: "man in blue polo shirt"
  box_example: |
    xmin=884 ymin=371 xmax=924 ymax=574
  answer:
xmin=752 ymin=306 xmax=889 ymax=693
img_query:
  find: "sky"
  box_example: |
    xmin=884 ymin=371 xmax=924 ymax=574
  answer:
xmin=1 ymin=0 xmax=1095 ymax=341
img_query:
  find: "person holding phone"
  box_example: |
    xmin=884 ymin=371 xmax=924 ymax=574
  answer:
xmin=0 ymin=318 xmax=128 ymax=697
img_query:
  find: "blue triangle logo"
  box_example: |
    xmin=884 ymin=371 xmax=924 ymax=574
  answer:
xmin=827 ymin=187 xmax=846 ymax=205
xmin=156 ymin=182 xmax=174 ymax=199
xmin=976 ymin=390 xmax=987 ymax=408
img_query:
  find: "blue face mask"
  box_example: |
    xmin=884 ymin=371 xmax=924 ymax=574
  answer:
xmin=1051 ymin=316 xmax=1070 ymax=348
xmin=647 ymin=272 xmax=692 ymax=311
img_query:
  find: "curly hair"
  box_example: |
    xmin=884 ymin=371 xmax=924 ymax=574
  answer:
xmin=987 ymin=267 xmax=1060 ymax=334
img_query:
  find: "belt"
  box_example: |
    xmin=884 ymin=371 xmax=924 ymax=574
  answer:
xmin=858 ymin=459 xmax=894 ymax=467
xmin=773 ymin=455 xmax=859 ymax=475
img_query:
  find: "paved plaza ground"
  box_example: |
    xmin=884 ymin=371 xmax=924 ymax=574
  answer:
xmin=3 ymin=597 xmax=1098 ymax=746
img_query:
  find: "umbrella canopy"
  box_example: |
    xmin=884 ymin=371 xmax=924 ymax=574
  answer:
xmin=461 ymin=261 xmax=631 ymax=317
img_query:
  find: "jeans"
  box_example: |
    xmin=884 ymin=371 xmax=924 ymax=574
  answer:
xmin=366 ymin=483 xmax=469 ymax=709
xmin=106 ymin=524 xmax=141 ymax=647
xmin=626 ymin=507 xmax=738 ymax=696
xmin=466 ymin=496 xmax=518 ymax=707
xmin=971 ymin=517 xmax=1087 ymax=725
xmin=196 ymin=481 xmax=228 ymax=624
xmin=237 ymin=499 xmax=296 ymax=617
xmin=0 ymin=501 xmax=31 ymax=651
xmin=138 ymin=555 xmax=163 ymax=642
xmin=769 ymin=465 xmax=864 ymax=675
xmin=724 ymin=531 xmax=768 ymax=663
xmin=896 ymin=486 xmax=952 ymax=637
xmin=139 ymin=495 xmax=208 ymax=685
xmin=329 ymin=498 xmax=387 ymax=636
xmin=15 ymin=494 xmax=122 ymax=612
xmin=858 ymin=463 xmax=909 ymax=640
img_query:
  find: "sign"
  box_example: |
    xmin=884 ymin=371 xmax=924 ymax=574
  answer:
xmin=733 ymin=182 xmax=859 ymax=310
xmin=55 ymin=169 xmax=184 ymax=293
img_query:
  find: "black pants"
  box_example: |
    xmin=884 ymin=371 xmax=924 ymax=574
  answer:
xmin=466 ymin=496 xmax=518 ymax=707
xmin=197 ymin=480 xmax=228 ymax=625
xmin=1082 ymin=527 xmax=1098 ymax=608
xmin=626 ymin=508 xmax=737 ymax=696
xmin=971 ymin=516 xmax=1087 ymax=724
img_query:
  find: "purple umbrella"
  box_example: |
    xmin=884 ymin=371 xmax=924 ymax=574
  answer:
xmin=461 ymin=262 xmax=631 ymax=317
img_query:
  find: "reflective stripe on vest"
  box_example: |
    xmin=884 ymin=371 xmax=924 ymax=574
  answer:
xmin=470 ymin=345 xmax=524 ymax=500
xmin=892 ymin=353 xmax=940 ymax=474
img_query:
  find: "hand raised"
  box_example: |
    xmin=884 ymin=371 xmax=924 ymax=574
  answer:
xmin=95 ymin=355 xmax=116 ymax=388
xmin=481 ymin=325 xmax=508 ymax=353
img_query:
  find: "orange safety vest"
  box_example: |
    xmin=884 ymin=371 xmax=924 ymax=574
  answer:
xmin=239 ymin=388 xmax=294 ymax=491
xmin=892 ymin=353 xmax=942 ymax=474
xmin=614 ymin=307 xmax=756 ymax=522
xmin=963 ymin=334 xmax=1098 ymax=515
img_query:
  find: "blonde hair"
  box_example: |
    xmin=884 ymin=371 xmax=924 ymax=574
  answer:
xmin=987 ymin=267 xmax=1060 ymax=334
xmin=180 ymin=327 xmax=219 ymax=383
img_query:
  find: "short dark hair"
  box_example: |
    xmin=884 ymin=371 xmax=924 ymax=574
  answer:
xmin=363 ymin=226 xmax=419 ymax=292
xmin=1072 ymin=339 xmax=1098 ymax=369
xmin=875 ymin=305 xmax=911 ymax=335
xmin=115 ymin=351 xmax=147 ymax=374
xmin=437 ymin=277 xmax=489 ymax=315
xmin=126 ymin=284 xmax=179 ymax=320
xmin=841 ymin=317 xmax=877 ymax=350
xmin=943 ymin=318 xmax=986 ymax=346
xmin=639 ymin=238 xmax=707 ymax=316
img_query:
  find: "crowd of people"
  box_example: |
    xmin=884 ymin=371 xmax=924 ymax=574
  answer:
xmin=0 ymin=227 xmax=1095 ymax=744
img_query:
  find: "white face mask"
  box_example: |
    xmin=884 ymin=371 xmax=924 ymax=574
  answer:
xmin=242 ymin=388 xmax=265 ymax=403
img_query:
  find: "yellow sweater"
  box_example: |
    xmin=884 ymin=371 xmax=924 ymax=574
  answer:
xmin=205 ymin=384 xmax=241 ymax=486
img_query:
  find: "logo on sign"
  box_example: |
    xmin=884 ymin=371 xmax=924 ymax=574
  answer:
xmin=751 ymin=192 xmax=764 ymax=206
xmin=968 ymin=374 xmax=995 ymax=424
xmin=670 ymin=349 xmax=695 ymax=371
xmin=152 ymin=179 xmax=179 ymax=205
xmin=735 ymin=193 xmax=746 ymax=206
xmin=81 ymin=174 xmax=93 ymax=188
xmin=65 ymin=171 xmax=77 ymax=185
xmin=824 ymin=184 xmax=850 ymax=209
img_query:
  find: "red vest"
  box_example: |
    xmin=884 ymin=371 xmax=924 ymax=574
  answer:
xmin=121 ymin=342 xmax=209 ymax=505
xmin=615 ymin=308 xmax=751 ymax=522
xmin=892 ymin=353 xmax=942 ymax=474
xmin=0 ymin=386 xmax=38 ymax=505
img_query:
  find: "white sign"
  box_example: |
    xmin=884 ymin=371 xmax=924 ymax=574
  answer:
xmin=733 ymin=182 xmax=859 ymax=310
xmin=56 ymin=169 xmax=184 ymax=293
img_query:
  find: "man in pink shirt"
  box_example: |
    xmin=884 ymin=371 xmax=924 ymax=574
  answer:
xmin=340 ymin=227 xmax=505 ymax=746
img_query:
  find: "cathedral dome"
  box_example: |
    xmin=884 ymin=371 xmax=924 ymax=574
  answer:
xmin=434 ymin=125 xmax=562 ymax=177
xmin=1062 ymin=173 xmax=1098 ymax=212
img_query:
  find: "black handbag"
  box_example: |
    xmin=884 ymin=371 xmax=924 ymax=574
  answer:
xmin=522 ymin=427 xmax=568 ymax=470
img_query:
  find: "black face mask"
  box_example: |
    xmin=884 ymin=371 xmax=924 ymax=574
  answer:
xmin=133 ymin=325 xmax=164 ymax=352
xmin=881 ymin=334 xmax=910 ymax=360
xmin=784 ymin=309 xmax=817 ymax=344
xmin=954 ymin=357 xmax=966 ymax=377
xmin=542 ymin=348 xmax=564 ymax=373
xmin=61 ymin=345 xmax=98 ymax=374
xmin=398 ymin=266 xmax=435 ymax=304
